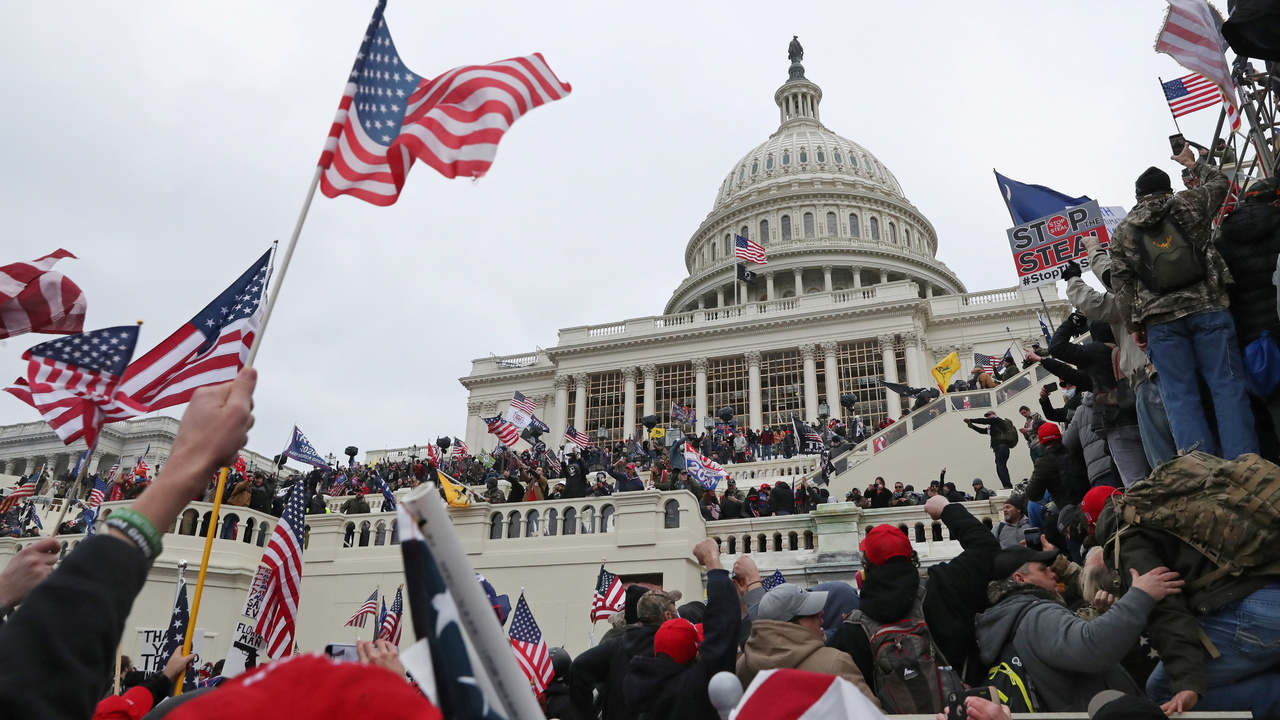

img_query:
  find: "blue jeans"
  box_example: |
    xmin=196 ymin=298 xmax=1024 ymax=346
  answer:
xmin=1136 ymin=376 xmax=1177 ymax=467
xmin=1147 ymin=583 xmax=1280 ymax=716
xmin=1146 ymin=309 xmax=1259 ymax=458
xmin=993 ymin=445 xmax=1012 ymax=488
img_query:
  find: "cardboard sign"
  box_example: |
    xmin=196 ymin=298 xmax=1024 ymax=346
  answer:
xmin=221 ymin=621 xmax=267 ymax=678
xmin=1006 ymin=200 xmax=1112 ymax=288
xmin=136 ymin=628 xmax=205 ymax=674
xmin=242 ymin=566 xmax=273 ymax=621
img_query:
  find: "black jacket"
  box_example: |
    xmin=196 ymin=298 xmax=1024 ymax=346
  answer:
xmin=563 ymin=456 xmax=590 ymax=498
xmin=769 ymin=482 xmax=794 ymax=513
xmin=569 ymin=623 xmax=659 ymax=720
xmin=0 ymin=536 xmax=152 ymax=720
xmin=1218 ymin=202 xmax=1280 ymax=347
xmin=1027 ymin=441 xmax=1089 ymax=508
xmin=830 ymin=503 xmax=1001 ymax=686
xmin=623 ymin=569 xmax=738 ymax=720
xmin=719 ymin=493 xmax=743 ymax=520
xmin=1048 ymin=320 xmax=1136 ymax=430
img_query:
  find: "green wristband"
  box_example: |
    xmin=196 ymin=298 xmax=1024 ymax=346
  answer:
xmin=104 ymin=508 xmax=163 ymax=560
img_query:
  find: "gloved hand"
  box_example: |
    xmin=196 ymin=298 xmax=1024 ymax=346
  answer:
xmin=1067 ymin=310 xmax=1090 ymax=333
xmin=1060 ymin=260 xmax=1083 ymax=281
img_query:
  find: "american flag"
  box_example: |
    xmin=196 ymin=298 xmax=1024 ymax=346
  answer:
xmin=424 ymin=443 xmax=441 ymax=466
xmin=115 ymin=250 xmax=269 ymax=414
xmin=1156 ymin=0 xmax=1241 ymax=130
xmin=105 ymin=461 xmax=119 ymax=481
xmin=451 ymin=438 xmax=469 ymax=459
xmin=86 ymin=474 xmax=110 ymax=508
xmin=509 ymin=594 xmax=554 ymax=696
xmin=734 ymin=234 xmax=768 ymax=264
xmin=254 ymin=482 xmax=308 ymax=659
xmin=378 ymin=587 xmax=404 ymax=645
xmin=346 ymin=588 xmax=380 ymax=628
xmin=158 ymin=581 xmax=196 ymax=691
xmin=762 ymin=568 xmax=787 ymax=591
xmin=540 ymin=450 xmax=562 ymax=477
xmin=735 ymin=668 xmax=884 ymax=720
xmin=371 ymin=471 xmax=398 ymax=512
xmin=684 ymin=442 xmax=727 ymax=491
xmin=563 ymin=425 xmax=594 ymax=450
xmin=510 ymin=391 xmax=537 ymax=416
xmin=1163 ymin=72 xmax=1225 ymax=117
xmin=0 ymin=480 xmax=35 ymax=515
xmin=4 ymin=326 xmax=142 ymax=447
xmin=318 ymin=1 xmax=572 ymax=206
xmin=0 ymin=249 xmax=86 ymax=341
xmin=591 ymin=565 xmax=625 ymax=622
xmin=484 ymin=416 xmax=521 ymax=448
xmin=973 ymin=352 xmax=1003 ymax=374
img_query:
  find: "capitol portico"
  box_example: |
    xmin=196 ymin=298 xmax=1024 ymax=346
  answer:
xmin=461 ymin=51 xmax=1066 ymax=448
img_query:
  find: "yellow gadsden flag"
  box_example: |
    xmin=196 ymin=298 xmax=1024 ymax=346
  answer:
xmin=931 ymin=351 xmax=961 ymax=392
xmin=438 ymin=470 xmax=471 ymax=508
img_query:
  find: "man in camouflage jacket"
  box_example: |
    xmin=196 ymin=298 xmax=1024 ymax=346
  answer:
xmin=1108 ymin=144 xmax=1258 ymax=459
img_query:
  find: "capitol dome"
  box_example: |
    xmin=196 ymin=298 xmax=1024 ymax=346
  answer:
xmin=665 ymin=46 xmax=965 ymax=314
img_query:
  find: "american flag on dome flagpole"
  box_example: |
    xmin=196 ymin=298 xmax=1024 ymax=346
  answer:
xmin=378 ymin=586 xmax=404 ymax=645
xmin=114 ymin=250 xmax=270 ymax=414
xmin=485 ymin=416 xmax=522 ymax=448
xmin=564 ymin=425 xmax=594 ymax=450
xmin=0 ymin=249 xmax=86 ymax=341
xmin=591 ymin=565 xmax=625 ymax=622
xmin=346 ymin=588 xmax=380 ymax=628
xmin=253 ymin=482 xmax=308 ymax=660
xmin=317 ymin=0 xmax=572 ymax=205
xmin=509 ymin=593 xmax=554 ymax=697
xmin=1155 ymin=0 xmax=1241 ymax=130
xmin=734 ymin=234 xmax=768 ymax=264
xmin=4 ymin=326 xmax=142 ymax=448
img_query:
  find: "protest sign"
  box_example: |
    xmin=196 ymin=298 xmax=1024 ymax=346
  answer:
xmin=136 ymin=628 xmax=205 ymax=673
xmin=1005 ymin=200 xmax=1112 ymax=288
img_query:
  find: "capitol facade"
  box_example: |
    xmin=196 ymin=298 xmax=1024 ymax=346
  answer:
xmin=460 ymin=54 xmax=1066 ymax=448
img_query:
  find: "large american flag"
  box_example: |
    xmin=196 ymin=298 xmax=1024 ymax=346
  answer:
xmin=346 ymin=588 xmax=380 ymax=628
xmin=115 ymin=250 xmax=270 ymax=413
xmin=564 ymin=425 xmax=594 ymax=450
xmin=0 ymin=250 xmax=86 ymax=341
xmin=1156 ymin=0 xmax=1241 ymax=130
xmin=734 ymin=234 xmax=768 ymax=264
xmin=254 ymin=482 xmax=307 ymax=659
xmin=509 ymin=594 xmax=554 ymax=696
xmin=86 ymin=474 xmax=110 ymax=508
xmin=1163 ymin=72 xmax=1225 ymax=117
xmin=591 ymin=565 xmax=625 ymax=622
xmin=318 ymin=1 xmax=572 ymax=206
xmin=4 ymin=326 xmax=142 ymax=447
xmin=973 ymin=352 xmax=1004 ymax=375
xmin=378 ymin=587 xmax=404 ymax=645
xmin=0 ymin=479 xmax=36 ymax=515
xmin=484 ymin=416 xmax=521 ymax=447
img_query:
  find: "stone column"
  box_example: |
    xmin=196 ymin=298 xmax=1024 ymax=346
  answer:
xmin=553 ymin=375 xmax=570 ymax=440
xmin=573 ymin=373 xmax=589 ymax=432
xmin=641 ymin=365 xmax=656 ymax=417
xmin=765 ymin=272 xmax=775 ymax=301
xmin=715 ymin=288 xmax=725 ymax=308
xmin=697 ymin=297 xmax=705 ymax=310
xmin=793 ymin=268 xmax=804 ymax=296
xmin=959 ymin=344 xmax=975 ymax=377
xmin=480 ymin=401 xmax=499 ymax=449
xmin=693 ymin=358 xmax=708 ymax=429
xmin=822 ymin=264 xmax=833 ymax=293
xmin=0 ymin=459 xmax=7 ymax=475
xmin=746 ymin=350 xmax=763 ymax=431
xmin=879 ymin=269 xmax=889 ymax=284
xmin=24 ymin=457 xmax=38 ymax=477
xmin=800 ymin=344 xmax=819 ymax=423
xmin=821 ymin=341 xmax=841 ymax=422
xmin=851 ymin=266 xmax=862 ymax=289
xmin=879 ymin=334 xmax=902 ymax=417
xmin=90 ymin=451 xmax=105 ymax=476
xmin=55 ymin=452 xmax=70 ymax=477
xmin=466 ymin=402 xmax=484 ymax=450
xmin=925 ymin=285 xmax=934 ymax=298
xmin=903 ymin=331 xmax=923 ymax=387
xmin=622 ymin=367 xmax=638 ymax=440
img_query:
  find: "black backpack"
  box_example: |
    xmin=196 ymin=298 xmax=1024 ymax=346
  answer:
xmin=1135 ymin=212 xmax=1206 ymax=293
xmin=846 ymin=581 xmax=964 ymax=713
xmin=994 ymin=418 xmax=1020 ymax=448
xmin=985 ymin=602 xmax=1043 ymax=712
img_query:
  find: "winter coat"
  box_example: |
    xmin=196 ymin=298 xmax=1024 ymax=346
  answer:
xmin=227 ymin=479 xmax=252 ymax=507
xmin=1217 ymin=202 xmax=1280 ymax=347
xmin=829 ymin=503 xmax=1001 ymax=686
xmin=1048 ymin=319 xmax=1138 ymax=431
xmin=569 ymin=623 xmax=659 ymax=720
xmin=736 ymin=620 xmax=878 ymax=705
xmin=975 ymin=580 xmax=1150 ymax=712
xmin=1027 ymin=441 xmax=1089 ymax=508
xmin=563 ymin=457 xmax=590 ymax=499
xmin=972 ymin=370 xmax=997 ymax=389
xmin=1064 ymin=395 xmax=1119 ymax=487
xmin=1067 ymin=251 xmax=1155 ymax=389
xmin=991 ymin=515 xmax=1029 ymax=549
xmin=719 ymin=493 xmax=743 ymax=520
xmin=769 ymin=482 xmax=794 ymax=513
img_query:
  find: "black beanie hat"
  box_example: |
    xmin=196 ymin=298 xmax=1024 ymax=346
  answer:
xmin=623 ymin=584 xmax=649 ymax=625
xmin=1135 ymin=166 xmax=1172 ymax=198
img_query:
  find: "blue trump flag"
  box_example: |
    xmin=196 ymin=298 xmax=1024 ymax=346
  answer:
xmin=993 ymin=170 xmax=1091 ymax=225
xmin=283 ymin=425 xmax=329 ymax=468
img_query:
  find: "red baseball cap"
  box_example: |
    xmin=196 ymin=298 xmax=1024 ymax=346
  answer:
xmin=93 ymin=687 xmax=153 ymax=720
xmin=1081 ymin=486 xmax=1123 ymax=526
xmin=654 ymin=618 xmax=702 ymax=664
xmin=860 ymin=525 xmax=912 ymax=565
xmin=1037 ymin=422 xmax=1063 ymax=444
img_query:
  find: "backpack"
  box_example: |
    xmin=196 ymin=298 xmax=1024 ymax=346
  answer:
xmin=985 ymin=603 xmax=1043 ymax=712
xmin=846 ymin=580 xmax=963 ymax=713
xmin=1135 ymin=212 xmax=1206 ymax=293
xmin=994 ymin=418 xmax=1020 ymax=448
xmin=1110 ymin=452 xmax=1280 ymax=589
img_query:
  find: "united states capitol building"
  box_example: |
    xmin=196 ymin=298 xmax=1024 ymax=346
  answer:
xmin=0 ymin=48 xmax=1067 ymax=668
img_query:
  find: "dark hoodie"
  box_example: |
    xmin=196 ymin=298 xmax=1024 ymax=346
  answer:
xmin=622 ymin=569 xmax=737 ymax=720
xmin=569 ymin=623 xmax=659 ymax=720
xmin=829 ymin=503 xmax=1000 ymax=686
xmin=974 ymin=579 xmax=1150 ymax=712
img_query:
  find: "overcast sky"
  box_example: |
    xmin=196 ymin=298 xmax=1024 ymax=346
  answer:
xmin=0 ymin=1 xmax=1231 ymax=461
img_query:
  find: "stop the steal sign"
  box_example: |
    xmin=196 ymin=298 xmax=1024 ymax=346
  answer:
xmin=1005 ymin=200 xmax=1114 ymax=288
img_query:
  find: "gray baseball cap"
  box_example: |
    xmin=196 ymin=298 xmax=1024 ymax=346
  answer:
xmin=758 ymin=584 xmax=828 ymax=621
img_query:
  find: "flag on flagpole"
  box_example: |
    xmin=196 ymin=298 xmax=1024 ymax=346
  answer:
xmin=438 ymin=470 xmax=472 ymax=508
xmin=526 ymin=415 xmax=550 ymax=434
xmin=4 ymin=326 xmax=143 ymax=447
xmin=563 ymin=425 xmax=594 ymax=450
xmin=283 ymin=425 xmax=329 ymax=468
xmin=974 ymin=352 xmax=1004 ymax=375
xmin=591 ymin=566 xmax=625 ymax=622
xmin=736 ymin=262 xmax=758 ymax=283
xmin=0 ymin=249 xmax=87 ymax=341
xmin=23 ymin=503 xmax=42 ymax=533
xmin=346 ymin=588 xmax=380 ymax=628
xmin=86 ymin=474 xmax=110 ymax=509
xmin=378 ymin=587 xmax=404 ymax=645
xmin=318 ymin=0 xmax=572 ymax=205
xmin=993 ymin=171 xmax=1091 ymax=226
xmin=509 ymin=391 xmax=536 ymax=416
xmin=1162 ymin=72 xmax=1228 ymax=117
xmin=670 ymin=403 xmax=688 ymax=423
xmin=134 ymin=443 xmax=152 ymax=479
xmin=734 ymin=234 xmax=768 ymax=264
xmin=116 ymin=251 xmax=270 ymax=414
xmin=931 ymin=351 xmax=961 ymax=391
xmin=792 ymin=418 xmax=824 ymax=455
xmin=451 ymin=438 xmax=469 ymax=459
xmin=0 ymin=480 xmax=35 ymax=516
xmin=484 ymin=416 xmax=522 ymax=447
xmin=1037 ymin=312 xmax=1053 ymax=346
xmin=509 ymin=594 xmax=554 ymax=696
xmin=371 ymin=471 xmax=398 ymax=512
xmin=424 ymin=443 xmax=441 ymax=466
xmin=761 ymin=568 xmax=787 ymax=591
xmin=158 ymin=580 xmax=196 ymax=691
xmin=253 ymin=483 xmax=308 ymax=660
xmin=1156 ymin=0 xmax=1241 ymax=130
xmin=683 ymin=442 xmax=727 ymax=491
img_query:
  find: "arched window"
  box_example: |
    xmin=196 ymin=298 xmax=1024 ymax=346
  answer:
xmin=258 ymin=522 xmax=271 ymax=546
xmin=724 ymin=234 xmax=734 ymax=256
xmin=743 ymin=535 xmax=752 ymax=553
xmin=199 ymin=512 xmax=212 ymax=538
xmin=728 ymin=536 xmax=737 ymax=553
xmin=870 ymin=217 xmax=880 ymax=240
xmin=864 ymin=157 xmax=873 ymax=172
xmin=781 ymin=215 xmax=792 ymax=241
xmin=816 ymin=148 xmax=825 ymax=162
xmin=751 ymin=160 xmax=758 ymax=175
xmin=781 ymin=151 xmax=791 ymax=166
xmin=525 ymin=510 xmax=540 ymax=537
xmin=180 ymin=509 xmax=199 ymax=536
xmin=664 ymin=500 xmax=681 ymax=529
xmin=803 ymin=212 xmax=815 ymax=238
xmin=766 ymin=155 xmax=774 ymax=170
xmin=788 ymin=532 xmax=799 ymax=551
xmin=889 ymin=223 xmax=897 ymax=243
xmin=773 ymin=533 xmax=783 ymax=552
xmin=601 ymin=504 xmax=616 ymax=533
xmin=932 ymin=522 xmax=944 ymax=542
xmin=563 ymin=507 xmax=577 ymax=535
xmin=545 ymin=508 xmax=558 ymax=537
xmin=710 ymin=242 xmax=717 ymax=260
xmin=825 ymin=212 xmax=837 ymax=237
xmin=903 ymin=229 xmax=911 ymax=248
xmin=799 ymin=148 xmax=808 ymax=163
xmin=757 ymin=533 xmax=767 ymax=551
xmin=581 ymin=506 xmax=596 ymax=535
xmin=490 ymin=513 xmax=504 ymax=539
xmin=741 ymin=226 xmax=749 ymax=240
xmin=759 ymin=219 xmax=769 ymax=243
xmin=375 ymin=521 xmax=387 ymax=545
xmin=833 ymin=149 xmax=843 ymax=164
xmin=507 ymin=511 xmax=521 ymax=539
xmin=359 ymin=521 xmax=371 ymax=547
xmin=738 ymin=167 xmax=745 ymax=182
xmin=849 ymin=214 xmax=860 ymax=237
xmin=221 ymin=513 xmax=239 ymax=540
xmin=244 ymin=517 xmax=256 ymax=544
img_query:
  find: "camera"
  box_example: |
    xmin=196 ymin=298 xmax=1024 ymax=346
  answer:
xmin=947 ymin=687 xmax=997 ymax=720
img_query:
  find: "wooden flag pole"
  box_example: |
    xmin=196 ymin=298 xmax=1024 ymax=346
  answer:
xmin=175 ymin=467 xmax=229 ymax=697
